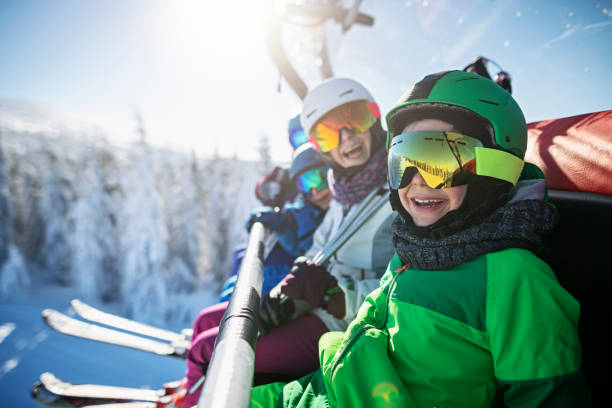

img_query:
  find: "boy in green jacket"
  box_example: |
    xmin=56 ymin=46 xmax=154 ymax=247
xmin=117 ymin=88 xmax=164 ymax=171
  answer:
xmin=249 ymin=70 xmax=590 ymax=407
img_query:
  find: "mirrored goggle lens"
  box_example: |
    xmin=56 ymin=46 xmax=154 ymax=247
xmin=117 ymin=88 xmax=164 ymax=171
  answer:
xmin=309 ymin=100 xmax=380 ymax=153
xmin=296 ymin=166 xmax=329 ymax=194
xmin=388 ymin=131 xmax=483 ymax=190
xmin=289 ymin=128 xmax=309 ymax=149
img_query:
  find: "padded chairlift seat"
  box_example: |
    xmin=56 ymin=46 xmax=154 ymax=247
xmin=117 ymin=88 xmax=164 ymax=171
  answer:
xmin=525 ymin=110 xmax=612 ymax=406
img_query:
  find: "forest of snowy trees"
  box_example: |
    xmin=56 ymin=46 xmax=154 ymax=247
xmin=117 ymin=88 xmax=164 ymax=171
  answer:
xmin=0 ymin=104 xmax=269 ymax=325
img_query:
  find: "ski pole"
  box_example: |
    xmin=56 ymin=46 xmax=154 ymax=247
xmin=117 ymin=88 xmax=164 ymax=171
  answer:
xmin=313 ymin=185 xmax=387 ymax=265
xmin=310 ymin=185 xmax=380 ymax=265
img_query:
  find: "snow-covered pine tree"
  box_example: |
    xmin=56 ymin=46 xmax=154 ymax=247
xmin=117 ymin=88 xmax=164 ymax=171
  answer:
xmin=166 ymin=152 xmax=206 ymax=289
xmin=67 ymin=141 xmax=119 ymax=301
xmin=3 ymin=131 xmax=46 ymax=269
xmin=202 ymin=152 xmax=265 ymax=292
xmin=0 ymin=131 xmax=29 ymax=298
xmin=0 ymin=134 xmax=11 ymax=267
xmin=201 ymin=152 xmax=232 ymax=290
xmin=118 ymin=132 xmax=169 ymax=324
xmin=153 ymin=150 xmax=206 ymax=322
xmin=38 ymin=150 xmax=74 ymax=284
xmin=189 ymin=152 xmax=211 ymax=281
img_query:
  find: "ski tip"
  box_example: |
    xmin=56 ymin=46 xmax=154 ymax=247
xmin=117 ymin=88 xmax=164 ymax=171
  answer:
xmin=40 ymin=372 xmax=62 ymax=385
xmin=41 ymin=309 xmax=54 ymax=319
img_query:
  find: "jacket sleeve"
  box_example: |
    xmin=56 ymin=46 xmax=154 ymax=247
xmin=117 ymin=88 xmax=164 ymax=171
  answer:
xmin=280 ymin=200 xmax=323 ymax=257
xmin=487 ymin=249 xmax=591 ymax=407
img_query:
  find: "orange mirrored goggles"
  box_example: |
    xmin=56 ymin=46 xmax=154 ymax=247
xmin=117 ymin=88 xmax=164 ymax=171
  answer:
xmin=309 ymin=100 xmax=380 ymax=152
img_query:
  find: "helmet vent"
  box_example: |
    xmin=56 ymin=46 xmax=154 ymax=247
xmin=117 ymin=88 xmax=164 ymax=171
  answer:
xmin=305 ymin=109 xmax=317 ymax=118
xmin=478 ymin=99 xmax=500 ymax=106
xmin=339 ymin=89 xmax=354 ymax=97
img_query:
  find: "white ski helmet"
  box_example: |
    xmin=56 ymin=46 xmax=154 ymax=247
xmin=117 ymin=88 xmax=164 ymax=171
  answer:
xmin=300 ymin=78 xmax=377 ymax=138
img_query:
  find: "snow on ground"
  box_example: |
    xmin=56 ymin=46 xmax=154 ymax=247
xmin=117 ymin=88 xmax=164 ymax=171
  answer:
xmin=0 ymin=282 xmax=217 ymax=408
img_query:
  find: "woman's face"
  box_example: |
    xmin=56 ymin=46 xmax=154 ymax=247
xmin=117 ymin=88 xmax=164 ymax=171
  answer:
xmin=397 ymin=119 xmax=468 ymax=227
xmin=328 ymin=128 xmax=372 ymax=168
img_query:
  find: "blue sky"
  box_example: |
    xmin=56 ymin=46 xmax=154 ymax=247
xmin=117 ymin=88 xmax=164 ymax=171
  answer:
xmin=1 ymin=0 xmax=611 ymax=161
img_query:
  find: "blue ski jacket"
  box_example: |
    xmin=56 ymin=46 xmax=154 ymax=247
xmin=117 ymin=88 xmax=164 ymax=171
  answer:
xmin=219 ymin=196 xmax=326 ymax=302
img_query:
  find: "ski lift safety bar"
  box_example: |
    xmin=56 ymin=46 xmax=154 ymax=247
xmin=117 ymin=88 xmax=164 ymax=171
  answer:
xmin=199 ymin=222 xmax=267 ymax=408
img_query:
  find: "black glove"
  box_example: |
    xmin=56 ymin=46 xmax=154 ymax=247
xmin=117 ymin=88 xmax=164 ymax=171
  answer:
xmin=258 ymin=293 xmax=296 ymax=335
xmin=322 ymin=286 xmax=345 ymax=320
xmin=281 ymin=257 xmax=338 ymax=308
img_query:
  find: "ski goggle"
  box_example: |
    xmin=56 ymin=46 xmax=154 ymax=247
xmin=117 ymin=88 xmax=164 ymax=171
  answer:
xmin=388 ymin=131 xmax=524 ymax=190
xmin=289 ymin=127 xmax=309 ymax=149
xmin=309 ymin=100 xmax=381 ymax=153
xmin=295 ymin=166 xmax=329 ymax=195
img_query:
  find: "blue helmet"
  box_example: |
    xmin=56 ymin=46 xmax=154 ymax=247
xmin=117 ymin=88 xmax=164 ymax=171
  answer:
xmin=290 ymin=144 xmax=329 ymax=195
xmin=290 ymin=143 xmax=326 ymax=181
xmin=288 ymin=113 xmax=309 ymax=150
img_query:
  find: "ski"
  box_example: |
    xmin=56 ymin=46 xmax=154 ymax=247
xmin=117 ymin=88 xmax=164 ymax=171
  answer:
xmin=42 ymin=309 xmax=187 ymax=358
xmin=70 ymin=299 xmax=192 ymax=343
xmin=31 ymin=372 xmax=184 ymax=408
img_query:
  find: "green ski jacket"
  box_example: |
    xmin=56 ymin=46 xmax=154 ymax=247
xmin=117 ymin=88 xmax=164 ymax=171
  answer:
xmin=252 ymin=248 xmax=589 ymax=407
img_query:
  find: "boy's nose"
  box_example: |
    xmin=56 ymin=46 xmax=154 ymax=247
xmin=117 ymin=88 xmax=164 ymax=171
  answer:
xmin=410 ymin=171 xmax=427 ymax=186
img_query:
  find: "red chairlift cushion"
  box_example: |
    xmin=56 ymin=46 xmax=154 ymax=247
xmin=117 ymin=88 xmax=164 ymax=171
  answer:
xmin=525 ymin=110 xmax=612 ymax=195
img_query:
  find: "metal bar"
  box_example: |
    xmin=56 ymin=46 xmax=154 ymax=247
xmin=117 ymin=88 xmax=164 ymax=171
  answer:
xmin=198 ymin=222 xmax=267 ymax=408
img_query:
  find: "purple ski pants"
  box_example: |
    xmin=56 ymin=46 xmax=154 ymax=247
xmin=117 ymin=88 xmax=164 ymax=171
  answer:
xmin=183 ymin=301 xmax=328 ymax=408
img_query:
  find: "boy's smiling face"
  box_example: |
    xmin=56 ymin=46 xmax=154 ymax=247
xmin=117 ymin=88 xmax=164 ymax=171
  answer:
xmin=397 ymin=119 xmax=468 ymax=227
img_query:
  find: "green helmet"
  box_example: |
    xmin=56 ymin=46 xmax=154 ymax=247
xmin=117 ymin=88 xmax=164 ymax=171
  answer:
xmin=386 ymin=70 xmax=527 ymax=160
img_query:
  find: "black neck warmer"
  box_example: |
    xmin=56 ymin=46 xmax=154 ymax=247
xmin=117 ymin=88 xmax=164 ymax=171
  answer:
xmin=392 ymin=198 xmax=557 ymax=270
xmin=390 ymin=177 xmax=514 ymax=240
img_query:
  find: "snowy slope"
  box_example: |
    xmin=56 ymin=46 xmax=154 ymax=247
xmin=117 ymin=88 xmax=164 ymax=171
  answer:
xmin=0 ymin=283 xmax=214 ymax=408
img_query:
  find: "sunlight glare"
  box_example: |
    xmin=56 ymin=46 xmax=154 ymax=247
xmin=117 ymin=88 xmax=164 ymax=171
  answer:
xmin=161 ymin=0 xmax=264 ymax=78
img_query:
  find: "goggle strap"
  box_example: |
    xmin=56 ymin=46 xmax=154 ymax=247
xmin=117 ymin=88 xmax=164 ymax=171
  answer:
xmin=308 ymin=134 xmax=321 ymax=152
xmin=474 ymin=147 xmax=524 ymax=185
xmin=366 ymin=102 xmax=381 ymax=119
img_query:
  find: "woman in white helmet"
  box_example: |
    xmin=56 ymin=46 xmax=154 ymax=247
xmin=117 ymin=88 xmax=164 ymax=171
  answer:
xmin=185 ymin=78 xmax=394 ymax=405
xmin=257 ymin=77 xmax=395 ymax=364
